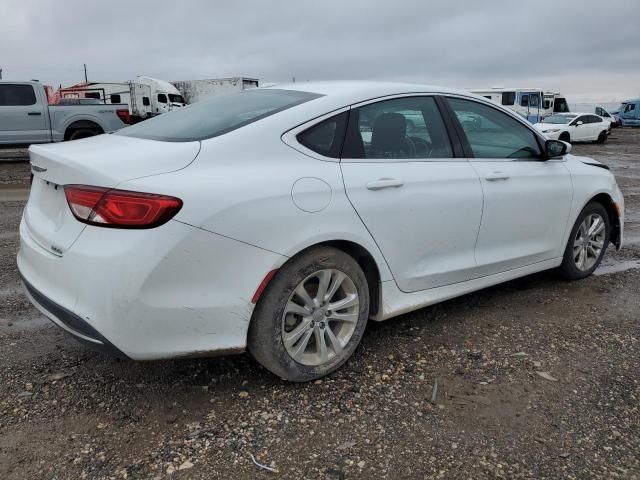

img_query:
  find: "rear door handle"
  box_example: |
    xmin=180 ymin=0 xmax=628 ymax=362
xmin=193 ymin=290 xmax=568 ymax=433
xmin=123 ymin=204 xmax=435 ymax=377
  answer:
xmin=366 ymin=178 xmax=404 ymax=190
xmin=485 ymin=172 xmax=510 ymax=181
xmin=28 ymin=112 xmax=42 ymax=116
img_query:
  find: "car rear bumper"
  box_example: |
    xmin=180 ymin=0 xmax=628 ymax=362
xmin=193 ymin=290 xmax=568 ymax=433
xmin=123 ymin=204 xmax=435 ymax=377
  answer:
xmin=18 ymin=216 xmax=286 ymax=360
xmin=21 ymin=276 xmax=127 ymax=357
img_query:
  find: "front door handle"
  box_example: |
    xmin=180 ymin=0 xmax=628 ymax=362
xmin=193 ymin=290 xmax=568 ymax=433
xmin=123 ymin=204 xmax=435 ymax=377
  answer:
xmin=366 ymin=178 xmax=404 ymax=190
xmin=28 ymin=112 xmax=42 ymax=116
xmin=485 ymin=172 xmax=510 ymax=181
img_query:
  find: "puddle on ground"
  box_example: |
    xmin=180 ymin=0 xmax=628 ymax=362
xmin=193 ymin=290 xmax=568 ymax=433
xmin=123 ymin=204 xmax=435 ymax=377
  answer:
xmin=595 ymin=259 xmax=640 ymax=276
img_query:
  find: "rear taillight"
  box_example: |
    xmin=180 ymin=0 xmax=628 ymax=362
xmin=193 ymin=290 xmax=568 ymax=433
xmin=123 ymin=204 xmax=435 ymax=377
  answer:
xmin=64 ymin=185 xmax=182 ymax=229
xmin=116 ymin=109 xmax=131 ymax=124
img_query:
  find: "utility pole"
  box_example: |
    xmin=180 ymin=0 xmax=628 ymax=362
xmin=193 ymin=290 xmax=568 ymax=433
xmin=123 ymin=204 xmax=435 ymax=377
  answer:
xmin=83 ymin=64 xmax=88 ymax=83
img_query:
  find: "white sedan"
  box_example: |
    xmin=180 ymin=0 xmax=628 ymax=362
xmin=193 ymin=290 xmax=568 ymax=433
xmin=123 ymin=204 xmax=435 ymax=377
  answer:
xmin=533 ymin=113 xmax=610 ymax=143
xmin=19 ymin=82 xmax=624 ymax=381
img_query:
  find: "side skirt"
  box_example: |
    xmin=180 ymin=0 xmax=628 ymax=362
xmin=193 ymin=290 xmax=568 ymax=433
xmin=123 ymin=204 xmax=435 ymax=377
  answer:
xmin=371 ymin=258 xmax=562 ymax=321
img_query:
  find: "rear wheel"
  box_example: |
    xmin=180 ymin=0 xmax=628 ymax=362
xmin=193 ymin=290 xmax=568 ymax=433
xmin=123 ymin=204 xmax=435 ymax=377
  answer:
xmin=559 ymin=202 xmax=609 ymax=280
xmin=248 ymin=246 xmax=369 ymax=382
xmin=68 ymin=128 xmax=101 ymax=141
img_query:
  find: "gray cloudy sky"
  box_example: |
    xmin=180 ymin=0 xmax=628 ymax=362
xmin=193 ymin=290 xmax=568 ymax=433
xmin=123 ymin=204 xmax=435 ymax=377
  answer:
xmin=1 ymin=0 xmax=639 ymax=102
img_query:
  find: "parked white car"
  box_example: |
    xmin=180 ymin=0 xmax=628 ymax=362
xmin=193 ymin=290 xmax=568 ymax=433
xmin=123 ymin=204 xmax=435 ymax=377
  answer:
xmin=533 ymin=113 xmax=610 ymax=143
xmin=19 ymin=83 xmax=624 ymax=381
xmin=568 ymin=103 xmax=618 ymax=128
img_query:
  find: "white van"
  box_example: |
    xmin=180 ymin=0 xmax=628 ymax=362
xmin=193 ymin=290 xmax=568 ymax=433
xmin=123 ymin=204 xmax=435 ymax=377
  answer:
xmin=569 ymin=103 xmax=618 ymax=128
xmin=468 ymin=88 xmax=545 ymax=123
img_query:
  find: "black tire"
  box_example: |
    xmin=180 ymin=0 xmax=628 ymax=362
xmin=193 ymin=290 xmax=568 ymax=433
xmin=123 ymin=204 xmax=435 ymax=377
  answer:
xmin=559 ymin=202 xmax=610 ymax=280
xmin=248 ymin=246 xmax=369 ymax=382
xmin=69 ymin=128 xmax=100 ymax=141
xmin=559 ymin=132 xmax=570 ymax=142
xmin=596 ymin=131 xmax=607 ymax=144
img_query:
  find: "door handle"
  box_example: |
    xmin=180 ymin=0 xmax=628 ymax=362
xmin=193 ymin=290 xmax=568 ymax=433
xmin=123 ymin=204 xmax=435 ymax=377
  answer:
xmin=28 ymin=112 xmax=42 ymax=116
xmin=366 ymin=178 xmax=404 ymax=190
xmin=485 ymin=172 xmax=510 ymax=181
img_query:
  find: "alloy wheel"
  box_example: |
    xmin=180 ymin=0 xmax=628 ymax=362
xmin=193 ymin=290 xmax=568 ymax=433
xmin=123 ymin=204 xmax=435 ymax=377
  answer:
xmin=281 ymin=269 xmax=359 ymax=366
xmin=573 ymin=213 xmax=606 ymax=271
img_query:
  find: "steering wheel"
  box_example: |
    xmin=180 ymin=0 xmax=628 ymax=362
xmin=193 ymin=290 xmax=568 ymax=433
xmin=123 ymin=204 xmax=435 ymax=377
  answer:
xmin=408 ymin=137 xmax=432 ymax=157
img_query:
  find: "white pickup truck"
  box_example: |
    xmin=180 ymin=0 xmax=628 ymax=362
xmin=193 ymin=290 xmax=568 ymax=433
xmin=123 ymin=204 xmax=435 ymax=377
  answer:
xmin=0 ymin=81 xmax=131 ymax=145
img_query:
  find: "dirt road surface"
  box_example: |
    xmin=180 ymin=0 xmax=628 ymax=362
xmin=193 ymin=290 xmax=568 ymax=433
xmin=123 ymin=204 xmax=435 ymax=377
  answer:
xmin=1 ymin=131 xmax=639 ymax=479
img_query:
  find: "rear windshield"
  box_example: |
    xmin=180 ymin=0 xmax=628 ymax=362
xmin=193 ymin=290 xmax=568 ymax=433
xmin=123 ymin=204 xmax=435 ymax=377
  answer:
xmin=116 ymin=89 xmax=322 ymax=142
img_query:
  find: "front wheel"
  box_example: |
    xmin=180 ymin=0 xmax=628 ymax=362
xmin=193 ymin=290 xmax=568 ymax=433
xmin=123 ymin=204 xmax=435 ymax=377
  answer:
xmin=596 ymin=131 xmax=608 ymax=144
xmin=248 ymin=246 xmax=369 ymax=382
xmin=559 ymin=202 xmax=610 ymax=280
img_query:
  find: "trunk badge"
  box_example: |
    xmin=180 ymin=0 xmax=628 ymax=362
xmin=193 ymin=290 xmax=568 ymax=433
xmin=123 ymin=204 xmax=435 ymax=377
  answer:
xmin=31 ymin=165 xmax=47 ymax=173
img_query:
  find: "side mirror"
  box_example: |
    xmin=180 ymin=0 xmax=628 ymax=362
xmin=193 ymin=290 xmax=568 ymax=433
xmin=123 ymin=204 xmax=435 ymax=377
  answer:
xmin=576 ymin=120 xmax=584 ymax=126
xmin=545 ymin=139 xmax=571 ymax=158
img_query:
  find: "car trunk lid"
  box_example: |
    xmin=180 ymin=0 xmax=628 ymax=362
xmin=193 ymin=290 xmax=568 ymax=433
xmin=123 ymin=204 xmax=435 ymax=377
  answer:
xmin=24 ymin=135 xmax=199 ymax=256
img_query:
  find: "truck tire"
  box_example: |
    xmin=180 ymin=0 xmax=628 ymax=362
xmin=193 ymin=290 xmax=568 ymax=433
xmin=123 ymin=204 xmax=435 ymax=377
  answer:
xmin=68 ymin=128 xmax=101 ymax=141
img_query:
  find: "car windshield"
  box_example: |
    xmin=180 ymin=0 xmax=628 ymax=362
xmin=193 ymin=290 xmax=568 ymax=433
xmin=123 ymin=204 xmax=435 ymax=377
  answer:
xmin=542 ymin=115 xmax=575 ymax=124
xmin=168 ymin=94 xmax=184 ymax=103
xmin=116 ymin=89 xmax=322 ymax=142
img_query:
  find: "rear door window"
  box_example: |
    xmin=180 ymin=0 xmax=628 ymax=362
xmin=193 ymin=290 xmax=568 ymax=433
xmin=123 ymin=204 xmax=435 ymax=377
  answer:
xmin=342 ymin=96 xmax=453 ymax=159
xmin=0 ymin=84 xmax=37 ymax=106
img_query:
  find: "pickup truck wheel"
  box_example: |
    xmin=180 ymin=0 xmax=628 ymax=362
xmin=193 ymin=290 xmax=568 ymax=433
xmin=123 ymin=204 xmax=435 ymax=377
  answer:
xmin=68 ymin=128 xmax=101 ymax=141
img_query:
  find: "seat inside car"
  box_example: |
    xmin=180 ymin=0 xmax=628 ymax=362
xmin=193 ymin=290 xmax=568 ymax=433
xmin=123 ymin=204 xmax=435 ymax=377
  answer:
xmin=370 ymin=112 xmax=416 ymax=158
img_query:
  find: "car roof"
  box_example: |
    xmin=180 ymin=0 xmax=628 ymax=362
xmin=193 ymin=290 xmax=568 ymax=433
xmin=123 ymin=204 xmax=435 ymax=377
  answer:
xmin=257 ymin=80 xmax=490 ymax=122
xmin=263 ymin=80 xmax=460 ymax=98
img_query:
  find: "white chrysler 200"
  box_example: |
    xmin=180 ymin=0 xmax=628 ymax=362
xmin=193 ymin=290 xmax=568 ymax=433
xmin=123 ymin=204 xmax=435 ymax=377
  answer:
xmin=18 ymin=82 xmax=624 ymax=381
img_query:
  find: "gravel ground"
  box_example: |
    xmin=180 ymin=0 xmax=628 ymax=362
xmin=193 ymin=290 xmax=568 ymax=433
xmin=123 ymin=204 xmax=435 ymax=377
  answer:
xmin=1 ymin=130 xmax=639 ymax=479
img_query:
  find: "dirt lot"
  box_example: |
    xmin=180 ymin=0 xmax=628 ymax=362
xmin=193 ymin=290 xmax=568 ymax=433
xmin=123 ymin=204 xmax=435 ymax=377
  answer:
xmin=1 ymin=132 xmax=639 ymax=480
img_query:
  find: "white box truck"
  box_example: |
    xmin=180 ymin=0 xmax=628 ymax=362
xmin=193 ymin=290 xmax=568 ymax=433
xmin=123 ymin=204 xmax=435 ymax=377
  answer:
xmin=171 ymin=77 xmax=259 ymax=104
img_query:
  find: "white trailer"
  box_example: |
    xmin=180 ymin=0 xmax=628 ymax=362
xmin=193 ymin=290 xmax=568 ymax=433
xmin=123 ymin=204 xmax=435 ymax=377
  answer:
xmin=543 ymin=92 xmax=570 ymax=115
xmin=58 ymin=76 xmax=186 ymax=122
xmin=171 ymin=77 xmax=259 ymax=104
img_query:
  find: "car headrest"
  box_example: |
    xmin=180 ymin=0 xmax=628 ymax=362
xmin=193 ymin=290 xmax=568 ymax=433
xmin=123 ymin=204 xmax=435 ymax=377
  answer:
xmin=371 ymin=113 xmax=407 ymax=152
